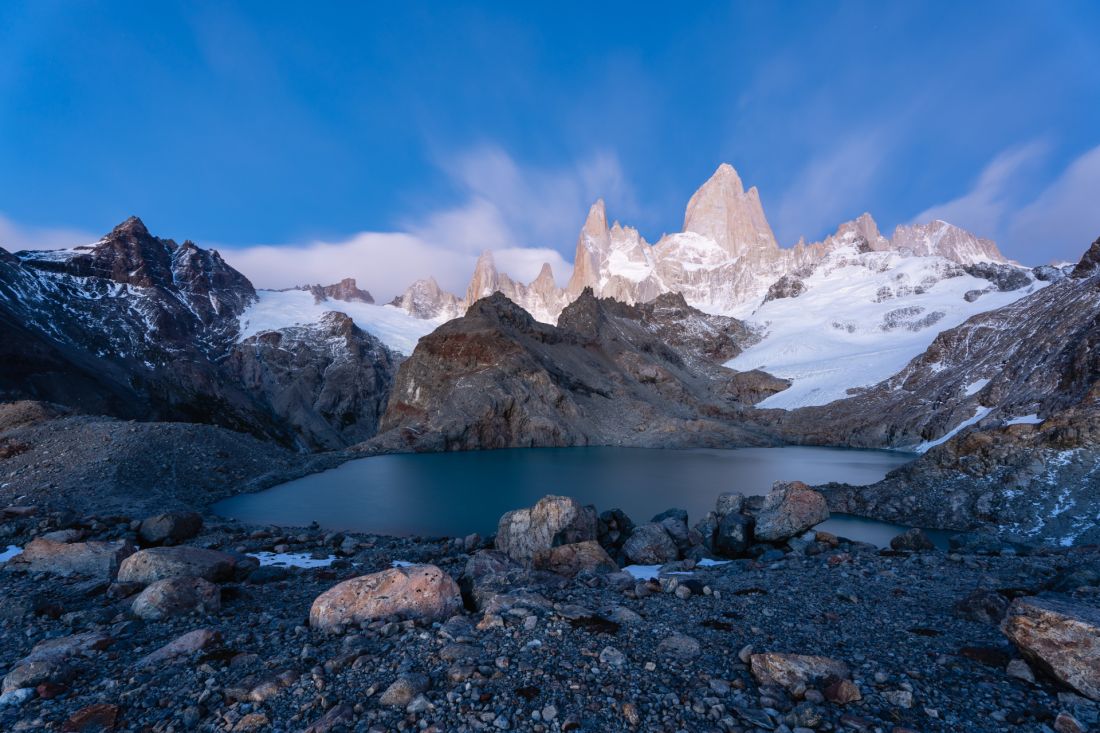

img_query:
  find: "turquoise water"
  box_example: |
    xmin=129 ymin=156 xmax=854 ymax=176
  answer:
xmin=214 ymin=446 xmax=939 ymax=547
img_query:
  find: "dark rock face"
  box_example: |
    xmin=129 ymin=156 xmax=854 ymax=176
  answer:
xmin=225 ymin=312 xmax=399 ymax=450
xmin=371 ymin=290 xmax=778 ymax=451
xmin=1070 ymin=236 xmax=1100 ymax=278
xmin=787 ymin=238 xmax=1100 ymax=545
xmin=764 ymin=274 xmax=806 ymax=302
xmin=0 ymin=218 xmax=397 ymax=450
xmin=962 ymin=262 xmax=1032 ymax=292
xmin=301 ymin=277 xmax=374 ymax=304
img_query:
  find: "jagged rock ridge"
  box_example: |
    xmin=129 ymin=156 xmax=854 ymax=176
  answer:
xmin=369 ymin=290 xmax=779 ymax=452
xmin=0 ymin=218 xmax=397 ymax=449
xmin=394 ymin=163 xmax=1014 ymax=324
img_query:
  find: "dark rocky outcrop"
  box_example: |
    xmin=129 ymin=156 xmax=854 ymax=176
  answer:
xmin=774 ymin=237 xmax=1100 ymax=545
xmin=300 ymin=277 xmax=374 ymax=304
xmin=369 ymin=290 xmax=778 ymax=452
xmin=225 ymin=312 xmax=399 ymax=450
xmin=0 ymin=218 xmax=398 ymax=450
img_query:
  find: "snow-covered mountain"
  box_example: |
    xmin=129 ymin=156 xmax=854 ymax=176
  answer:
xmin=392 ymin=163 xmax=1018 ymax=330
xmin=726 ymin=243 xmax=1044 ymax=408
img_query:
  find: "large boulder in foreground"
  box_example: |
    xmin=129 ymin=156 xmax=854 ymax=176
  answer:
xmin=117 ymin=547 xmax=237 ymax=585
xmin=1001 ymin=596 xmax=1100 ymax=701
xmin=622 ymin=522 xmax=679 ymax=565
xmin=495 ymin=495 xmax=597 ymax=564
xmin=138 ymin=512 xmax=203 ymax=545
xmin=753 ymin=482 xmax=829 ymax=542
xmin=5 ymin=538 xmax=134 ymax=579
xmin=310 ymin=564 xmax=461 ymax=632
xmin=130 ymin=577 xmax=221 ymax=620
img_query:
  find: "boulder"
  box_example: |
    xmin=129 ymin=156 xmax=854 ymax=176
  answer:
xmin=137 ymin=628 xmax=221 ymax=667
xmin=3 ymin=632 xmax=113 ymax=693
xmin=130 ymin=577 xmax=221 ymax=620
xmin=310 ymin=564 xmax=461 ymax=632
xmin=715 ymin=492 xmax=744 ymax=518
xmin=750 ymin=653 xmax=851 ymax=692
xmin=61 ymin=703 xmax=119 ymax=732
xmin=714 ymin=513 xmax=754 ymax=557
xmin=6 ymin=538 xmax=134 ymax=579
xmin=890 ymin=527 xmax=935 ymax=551
xmin=532 ymin=541 xmax=617 ymax=577
xmin=657 ymin=633 xmax=701 ymax=659
xmin=117 ymin=546 xmax=237 ymax=585
xmin=495 ymin=495 xmax=597 ymax=564
xmin=597 ymin=509 xmax=635 ymax=554
xmin=658 ymin=515 xmax=692 ymax=554
xmin=379 ymin=673 xmax=430 ymax=707
xmin=622 ymin=523 xmax=679 ymax=565
xmin=955 ymin=589 xmax=1009 ymax=624
xmin=138 ymin=512 xmax=203 ymax=545
xmin=1001 ymin=596 xmax=1100 ymax=700
xmin=753 ymin=482 xmax=829 ymax=542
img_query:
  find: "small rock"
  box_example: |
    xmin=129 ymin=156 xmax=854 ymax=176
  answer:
xmin=599 ymin=646 xmax=626 ymax=667
xmin=889 ymin=528 xmax=935 ymax=552
xmin=1006 ymin=658 xmax=1035 ymax=683
xmin=380 ymin=673 xmax=430 ymax=707
xmin=137 ymin=628 xmax=221 ymax=667
xmin=658 ymin=633 xmax=701 ymax=659
xmin=138 ymin=512 xmax=203 ymax=545
xmin=61 ymin=703 xmax=120 ymax=732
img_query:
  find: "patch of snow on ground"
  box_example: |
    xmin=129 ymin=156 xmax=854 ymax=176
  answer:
xmin=726 ymin=250 xmax=1043 ymax=409
xmin=695 ymin=558 xmax=732 ymax=568
xmin=622 ymin=565 xmax=694 ymax=580
xmin=390 ymin=560 xmax=416 ymax=568
xmin=239 ymin=289 xmax=446 ymax=355
xmin=0 ymin=545 xmax=21 ymax=563
xmin=964 ymin=379 xmax=990 ymax=396
xmin=248 ymin=551 xmax=336 ymax=568
xmin=1004 ymin=414 xmax=1043 ymax=425
xmin=914 ymin=406 xmax=994 ymax=453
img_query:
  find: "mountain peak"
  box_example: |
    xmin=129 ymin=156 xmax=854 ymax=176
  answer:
xmin=708 ymin=163 xmax=745 ymax=193
xmin=110 ymin=216 xmax=151 ymax=239
xmin=891 ymin=220 xmax=1006 ymax=265
xmin=581 ymin=199 xmax=609 ymax=239
xmin=533 ymin=262 xmax=555 ymax=285
xmin=682 ymin=163 xmax=778 ymax=256
xmin=1071 ymin=235 xmax=1100 ymax=278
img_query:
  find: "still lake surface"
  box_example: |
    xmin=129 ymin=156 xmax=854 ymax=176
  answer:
xmin=215 ymin=446 xmax=942 ymax=547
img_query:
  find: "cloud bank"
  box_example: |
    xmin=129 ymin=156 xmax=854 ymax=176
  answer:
xmin=222 ymin=146 xmax=634 ymax=302
xmin=912 ymin=142 xmax=1100 ymax=264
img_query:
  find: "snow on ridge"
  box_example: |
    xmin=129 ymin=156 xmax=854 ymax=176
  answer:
xmin=238 ymin=289 xmax=445 ymax=355
xmin=913 ymin=405 xmax=994 ymax=453
xmin=726 ymin=249 xmax=1046 ymax=409
xmin=1005 ymin=414 xmax=1043 ymax=426
xmin=963 ymin=379 xmax=990 ymax=397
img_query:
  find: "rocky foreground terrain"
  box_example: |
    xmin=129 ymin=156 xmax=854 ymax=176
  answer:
xmin=0 ymin=488 xmax=1097 ymax=733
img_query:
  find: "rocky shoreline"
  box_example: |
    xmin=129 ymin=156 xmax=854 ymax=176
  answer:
xmin=0 ymin=487 xmax=1097 ymax=733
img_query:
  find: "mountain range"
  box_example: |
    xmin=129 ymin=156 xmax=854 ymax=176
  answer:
xmin=1 ymin=164 xmax=1096 ymax=545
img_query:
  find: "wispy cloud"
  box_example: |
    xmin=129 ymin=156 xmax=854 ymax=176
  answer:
xmin=1007 ymin=145 xmax=1100 ymax=263
xmin=907 ymin=142 xmax=1100 ymax=264
xmin=220 ymin=147 xmax=627 ymax=301
xmin=911 ymin=140 xmax=1047 ymax=238
xmin=0 ymin=214 xmax=98 ymax=252
xmin=773 ymin=132 xmax=888 ymax=245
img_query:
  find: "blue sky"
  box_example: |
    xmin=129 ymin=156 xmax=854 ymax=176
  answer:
xmin=1 ymin=1 xmax=1098 ymax=297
